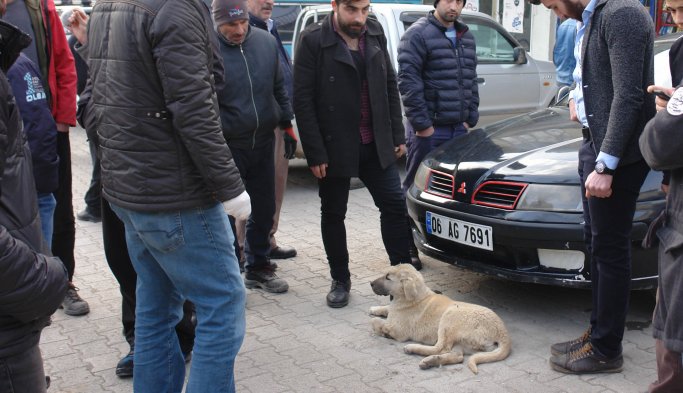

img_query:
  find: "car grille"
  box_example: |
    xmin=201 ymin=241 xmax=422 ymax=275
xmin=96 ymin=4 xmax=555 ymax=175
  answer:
xmin=426 ymin=170 xmax=454 ymax=198
xmin=472 ymin=181 xmax=527 ymax=209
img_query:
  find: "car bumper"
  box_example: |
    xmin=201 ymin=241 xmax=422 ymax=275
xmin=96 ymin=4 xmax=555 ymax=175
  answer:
xmin=407 ymin=191 xmax=658 ymax=290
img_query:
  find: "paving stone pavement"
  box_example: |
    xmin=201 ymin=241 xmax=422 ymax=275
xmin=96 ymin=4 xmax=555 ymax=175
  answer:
xmin=41 ymin=126 xmax=658 ymax=392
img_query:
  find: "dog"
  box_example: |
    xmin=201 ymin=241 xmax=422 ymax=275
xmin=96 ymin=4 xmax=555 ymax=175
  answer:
xmin=369 ymin=264 xmax=511 ymax=373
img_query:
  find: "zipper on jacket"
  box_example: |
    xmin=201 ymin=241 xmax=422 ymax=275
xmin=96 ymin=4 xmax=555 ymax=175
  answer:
xmin=455 ymin=41 xmax=465 ymax=122
xmin=240 ymin=45 xmax=259 ymax=149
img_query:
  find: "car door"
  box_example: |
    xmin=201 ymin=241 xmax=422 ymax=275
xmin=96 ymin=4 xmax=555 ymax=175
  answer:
xmin=461 ymin=15 xmax=550 ymax=125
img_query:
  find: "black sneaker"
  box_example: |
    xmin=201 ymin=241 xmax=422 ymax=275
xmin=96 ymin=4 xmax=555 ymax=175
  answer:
xmin=76 ymin=208 xmax=101 ymax=223
xmin=550 ymin=342 xmax=623 ymax=374
xmin=244 ymin=266 xmax=288 ymax=293
xmin=61 ymin=285 xmax=90 ymax=316
xmin=551 ymin=328 xmax=591 ymax=356
xmin=115 ymin=350 xmax=134 ymax=378
xmin=326 ymin=280 xmax=351 ymax=308
xmin=409 ymin=245 xmax=423 ymax=271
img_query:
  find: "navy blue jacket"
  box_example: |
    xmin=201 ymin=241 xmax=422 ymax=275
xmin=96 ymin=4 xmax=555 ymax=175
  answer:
xmin=7 ymin=53 xmax=59 ymax=194
xmin=249 ymin=13 xmax=293 ymax=103
xmin=398 ymin=12 xmax=479 ymax=131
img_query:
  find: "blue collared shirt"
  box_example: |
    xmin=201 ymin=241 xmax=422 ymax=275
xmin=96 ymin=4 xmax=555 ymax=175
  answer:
xmin=569 ymin=0 xmax=619 ymax=170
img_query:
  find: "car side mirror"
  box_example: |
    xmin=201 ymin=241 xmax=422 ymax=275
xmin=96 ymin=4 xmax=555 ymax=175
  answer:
xmin=513 ymin=47 xmax=527 ymax=65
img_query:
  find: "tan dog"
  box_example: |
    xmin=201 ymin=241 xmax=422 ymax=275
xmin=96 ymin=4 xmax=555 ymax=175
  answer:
xmin=369 ymin=264 xmax=511 ymax=373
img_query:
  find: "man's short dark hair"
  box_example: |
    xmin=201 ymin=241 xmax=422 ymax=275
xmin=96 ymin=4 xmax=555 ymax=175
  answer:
xmin=528 ymin=0 xmax=541 ymax=4
xmin=335 ymin=0 xmax=366 ymax=6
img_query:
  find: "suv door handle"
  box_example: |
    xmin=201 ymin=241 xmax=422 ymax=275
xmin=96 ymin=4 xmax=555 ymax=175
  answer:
xmin=475 ymin=78 xmax=485 ymax=84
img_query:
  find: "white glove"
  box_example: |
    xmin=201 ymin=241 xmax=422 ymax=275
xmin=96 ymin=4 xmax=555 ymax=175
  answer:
xmin=222 ymin=191 xmax=251 ymax=221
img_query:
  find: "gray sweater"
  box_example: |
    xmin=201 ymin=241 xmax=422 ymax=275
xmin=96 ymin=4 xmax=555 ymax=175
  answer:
xmin=581 ymin=0 xmax=655 ymax=166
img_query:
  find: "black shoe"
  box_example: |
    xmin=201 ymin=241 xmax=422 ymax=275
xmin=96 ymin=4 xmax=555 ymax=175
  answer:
xmin=77 ymin=208 xmax=101 ymax=223
xmin=550 ymin=343 xmax=623 ymax=374
xmin=244 ymin=265 xmax=289 ymax=293
xmin=551 ymin=327 xmax=591 ymax=356
xmin=409 ymin=245 xmax=423 ymax=271
xmin=326 ymin=280 xmax=351 ymax=308
xmin=115 ymin=350 xmax=134 ymax=378
xmin=269 ymin=245 xmax=297 ymax=260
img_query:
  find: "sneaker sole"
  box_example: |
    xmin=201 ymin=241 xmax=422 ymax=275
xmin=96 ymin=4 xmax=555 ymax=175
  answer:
xmin=60 ymin=305 xmax=90 ymax=316
xmin=244 ymin=280 xmax=288 ymax=293
xmin=549 ymin=361 xmax=623 ymax=375
xmin=326 ymin=298 xmax=349 ymax=308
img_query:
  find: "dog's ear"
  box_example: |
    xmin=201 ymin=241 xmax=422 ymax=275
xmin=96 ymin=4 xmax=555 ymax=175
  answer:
xmin=402 ymin=277 xmax=419 ymax=302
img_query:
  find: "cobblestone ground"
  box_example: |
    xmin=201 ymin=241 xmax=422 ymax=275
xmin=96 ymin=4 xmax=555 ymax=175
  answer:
xmin=41 ymin=126 xmax=658 ymax=392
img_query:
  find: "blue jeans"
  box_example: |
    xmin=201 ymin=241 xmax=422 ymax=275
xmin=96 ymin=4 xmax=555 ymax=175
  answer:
xmin=111 ymin=203 xmax=246 ymax=393
xmin=403 ymin=124 xmax=467 ymax=192
xmin=37 ymin=193 xmax=56 ymax=248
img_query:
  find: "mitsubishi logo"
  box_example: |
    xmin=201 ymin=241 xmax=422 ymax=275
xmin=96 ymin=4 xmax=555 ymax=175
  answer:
xmin=457 ymin=182 xmax=467 ymax=194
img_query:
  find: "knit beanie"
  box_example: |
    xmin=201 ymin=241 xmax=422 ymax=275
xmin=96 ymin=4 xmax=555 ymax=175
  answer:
xmin=434 ymin=0 xmax=466 ymax=7
xmin=212 ymin=0 xmax=249 ymax=26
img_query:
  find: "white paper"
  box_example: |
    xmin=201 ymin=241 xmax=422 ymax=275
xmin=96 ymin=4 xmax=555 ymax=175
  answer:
xmin=502 ymin=0 xmax=524 ymax=33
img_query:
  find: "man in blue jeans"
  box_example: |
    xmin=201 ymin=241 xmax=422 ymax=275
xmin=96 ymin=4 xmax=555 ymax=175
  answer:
xmin=78 ymin=0 xmax=251 ymax=391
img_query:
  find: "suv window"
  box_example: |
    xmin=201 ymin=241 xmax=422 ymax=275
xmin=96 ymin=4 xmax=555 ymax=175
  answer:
xmin=467 ymin=21 xmax=516 ymax=63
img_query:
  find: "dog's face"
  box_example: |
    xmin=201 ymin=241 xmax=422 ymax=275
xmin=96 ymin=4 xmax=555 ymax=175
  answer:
xmin=370 ymin=264 xmax=425 ymax=302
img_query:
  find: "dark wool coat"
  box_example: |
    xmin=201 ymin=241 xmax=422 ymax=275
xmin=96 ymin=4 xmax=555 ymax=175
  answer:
xmin=293 ymin=14 xmax=404 ymax=177
xmin=640 ymin=89 xmax=683 ymax=353
xmin=398 ymin=11 xmax=479 ymax=131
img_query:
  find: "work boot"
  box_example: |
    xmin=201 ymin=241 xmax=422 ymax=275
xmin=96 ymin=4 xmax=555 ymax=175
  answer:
xmin=244 ymin=265 xmax=288 ymax=293
xmin=550 ymin=342 xmax=623 ymax=374
xmin=115 ymin=349 xmax=134 ymax=378
xmin=326 ymin=280 xmax=351 ymax=308
xmin=269 ymin=245 xmax=297 ymax=260
xmin=76 ymin=208 xmax=101 ymax=223
xmin=551 ymin=327 xmax=591 ymax=356
xmin=61 ymin=284 xmax=90 ymax=316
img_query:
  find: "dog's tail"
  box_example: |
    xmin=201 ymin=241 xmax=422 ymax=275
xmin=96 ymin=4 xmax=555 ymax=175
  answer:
xmin=466 ymin=334 xmax=512 ymax=374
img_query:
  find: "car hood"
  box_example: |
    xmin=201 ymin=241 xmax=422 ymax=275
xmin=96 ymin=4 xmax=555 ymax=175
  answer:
xmin=425 ymin=107 xmax=582 ymax=198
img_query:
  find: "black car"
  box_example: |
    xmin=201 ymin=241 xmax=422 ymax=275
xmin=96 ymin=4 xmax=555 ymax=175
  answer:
xmin=406 ymin=104 xmax=665 ymax=290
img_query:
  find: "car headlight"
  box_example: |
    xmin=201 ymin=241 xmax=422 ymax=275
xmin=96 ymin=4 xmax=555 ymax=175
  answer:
xmin=413 ymin=162 xmax=430 ymax=191
xmin=516 ymin=184 xmax=582 ymax=212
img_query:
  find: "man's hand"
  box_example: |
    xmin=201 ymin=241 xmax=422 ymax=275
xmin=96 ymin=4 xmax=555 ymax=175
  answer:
xmin=282 ymin=126 xmax=297 ymax=160
xmin=394 ymin=144 xmax=406 ymax=159
xmin=222 ymin=191 xmax=251 ymax=220
xmin=56 ymin=123 xmax=70 ymax=133
xmin=585 ymin=171 xmax=613 ymax=198
xmin=415 ymin=126 xmax=434 ymax=138
xmin=310 ymin=163 xmax=328 ymax=179
xmin=647 ymin=85 xmax=675 ymax=112
xmin=569 ymin=99 xmax=578 ymax=122
xmin=463 ymin=123 xmax=470 ymax=130
xmin=68 ymin=8 xmax=89 ymax=45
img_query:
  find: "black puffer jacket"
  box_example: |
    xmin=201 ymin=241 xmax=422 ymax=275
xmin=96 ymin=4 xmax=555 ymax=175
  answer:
xmin=0 ymin=20 xmax=68 ymax=358
xmin=398 ymin=12 xmax=479 ymax=131
xmin=84 ymin=0 xmax=244 ymax=211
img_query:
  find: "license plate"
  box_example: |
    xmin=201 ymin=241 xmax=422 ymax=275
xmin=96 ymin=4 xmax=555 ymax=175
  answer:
xmin=425 ymin=211 xmax=493 ymax=251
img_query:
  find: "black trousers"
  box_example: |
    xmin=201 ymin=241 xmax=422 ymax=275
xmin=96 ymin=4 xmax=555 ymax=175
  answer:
xmin=101 ymin=199 xmax=195 ymax=353
xmin=0 ymin=344 xmax=47 ymax=393
xmin=227 ymin=142 xmax=275 ymax=271
xmin=83 ymin=139 xmax=101 ymax=215
xmin=52 ymin=132 xmax=76 ymax=281
xmin=319 ymin=143 xmax=412 ymax=282
xmin=578 ymin=141 xmax=649 ymax=358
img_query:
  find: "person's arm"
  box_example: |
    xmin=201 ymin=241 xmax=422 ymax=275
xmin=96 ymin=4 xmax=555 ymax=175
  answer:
xmin=640 ymin=87 xmax=683 ymax=171
xmin=44 ymin=0 xmax=77 ymax=127
xmin=397 ymin=28 xmax=431 ymax=133
xmin=466 ymin=32 xmax=479 ymax=128
xmin=293 ymin=28 xmax=328 ymax=169
xmin=273 ymin=41 xmax=293 ymax=123
xmin=150 ymin=2 xmax=244 ymax=202
xmin=381 ymin=32 xmax=405 ymax=148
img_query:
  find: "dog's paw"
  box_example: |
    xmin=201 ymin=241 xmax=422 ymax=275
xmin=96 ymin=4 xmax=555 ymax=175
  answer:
xmin=369 ymin=305 xmax=388 ymax=317
xmin=404 ymin=344 xmax=418 ymax=354
xmin=419 ymin=356 xmax=440 ymax=369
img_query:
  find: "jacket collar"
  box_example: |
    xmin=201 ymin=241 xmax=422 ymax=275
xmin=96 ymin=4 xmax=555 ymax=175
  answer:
xmin=427 ymin=11 xmax=469 ymax=36
xmin=320 ymin=12 xmax=382 ymax=48
xmin=217 ymin=24 xmax=252 ymax=47
xmin=249 ymin=13 xmax=268 ymax=30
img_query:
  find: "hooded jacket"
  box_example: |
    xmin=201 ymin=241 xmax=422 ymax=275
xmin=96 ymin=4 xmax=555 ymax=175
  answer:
xmin=216 ymin=25 xmax=293 ymax=149
xmin=0 ymin=20 xmax=67 ymax=358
